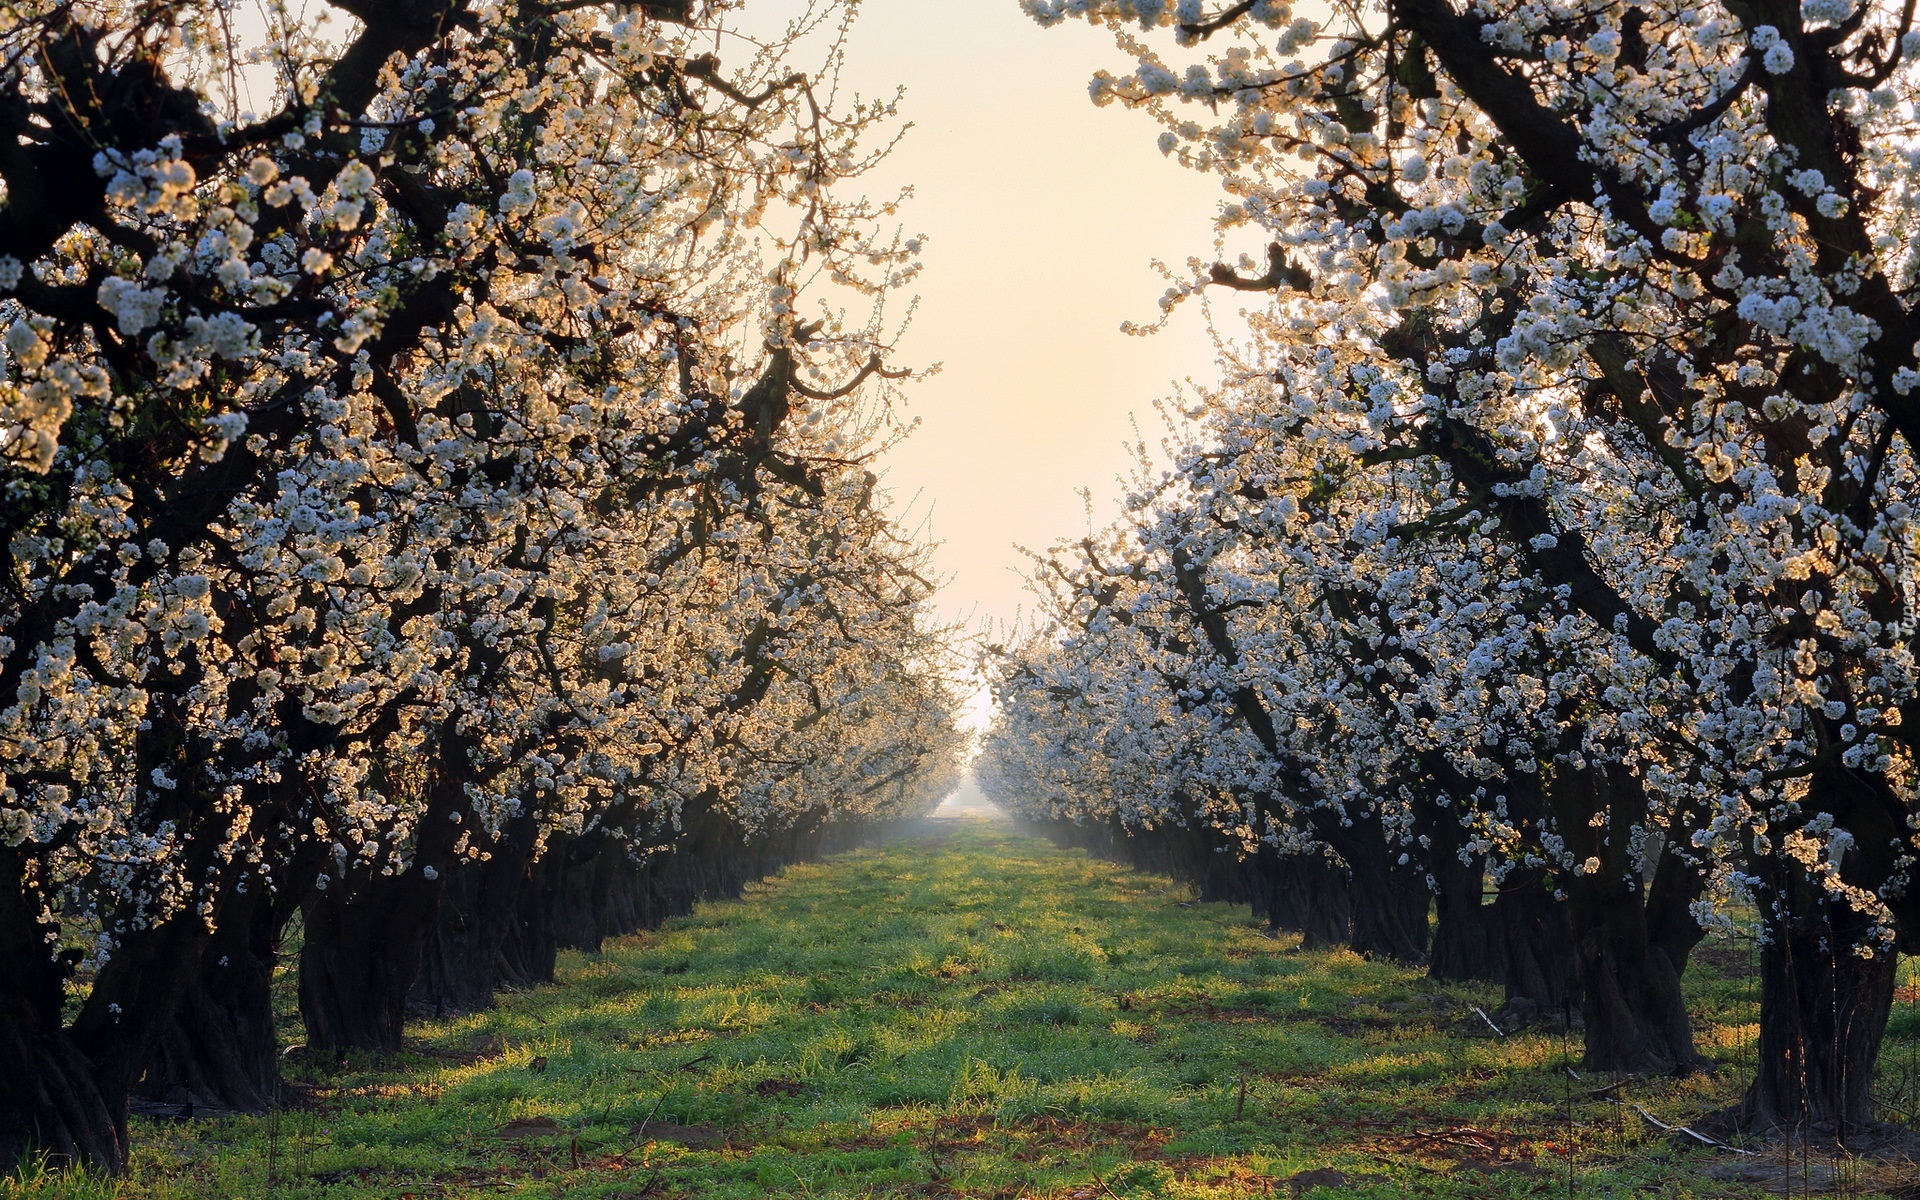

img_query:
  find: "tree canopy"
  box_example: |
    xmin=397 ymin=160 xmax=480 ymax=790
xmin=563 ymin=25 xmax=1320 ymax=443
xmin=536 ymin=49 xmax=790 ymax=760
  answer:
xmin=981 ymin=0 xmax=1920 ymax=1137
xmin=0 ymin=0 xmax=959 ymax=1172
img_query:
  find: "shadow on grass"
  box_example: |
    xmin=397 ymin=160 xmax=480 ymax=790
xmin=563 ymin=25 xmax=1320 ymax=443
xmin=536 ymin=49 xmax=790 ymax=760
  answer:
xmin=11 ymin=819 xmax=1919 ymax=1198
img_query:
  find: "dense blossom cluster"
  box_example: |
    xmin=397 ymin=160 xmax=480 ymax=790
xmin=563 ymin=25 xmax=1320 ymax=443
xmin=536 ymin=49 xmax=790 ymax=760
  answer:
xmin=0 ymin=0 xmax=958 ymax=1171
xmin=984 ymin=0 xmax=1920 ymax=1134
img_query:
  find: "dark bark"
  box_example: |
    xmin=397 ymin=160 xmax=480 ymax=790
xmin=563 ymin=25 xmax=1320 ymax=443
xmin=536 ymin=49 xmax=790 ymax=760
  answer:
xmin=411 ymin=814 xmax=542 ymax=1015
xmin=1538 ymin=763 xmax=1704 ymax=1074
xmin=1645 ymin=841 xmax=1710 ymax=973
xmin=1428 ymin=855 xmax=1504 ymax=984
xmin=0 ymin=1008 xmax=122 ymax=1175
xmin=1740 ymin=889 xmax=1897 ymax=1140
xmin=1317 ymin=813 xmax=1430 ymax=965
xmin=300 ymin=789 xmax=464 ymax=1053
xmin=1193 ymin=833 xmax=1250 ymax=906
xmin=0 ymin=920 xmax=212 ymax=1172
xmin=1132 ymin=816 xmax=1248 ymax=905
xmin=554 ymin=833 xmax=630 ymax=954
xmin=556 ymin=838 xmax=615 ymax=954
xmin=1494 ymin=867 xmax=1580 ymax=1014
xmin=0 ymin=834 xmax=231 ymax=1172
xmin=1258 ymin=847 xmax=1355 ymax=950
xmin=134 ymin=881 xmax=284 ymax=1113
xmin=1732 ymin=758 xmax=1913 ymax=1140
xmin=1023 ymin=810 xmax=1362 ymax=952
xmin=0 ymin=850 xmax=120 ymax=1173
xmin=1727 ymin=704 xmax=1920 ymax=1138
xmin=299 ymin=865 xmax=439 ymax=1055
xmin=413 ymin=805 xmax=877 ymax=1023
xmin=1421 ymin=799 xmax=1505 ymax=984
xmin=1566 ymin=871 xmax=1702 ymax=1074
xmin=501 ymin=840 xmax=564 ymax=984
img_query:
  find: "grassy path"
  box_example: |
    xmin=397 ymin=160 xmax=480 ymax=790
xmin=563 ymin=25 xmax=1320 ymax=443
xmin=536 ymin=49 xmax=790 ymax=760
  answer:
xmin=24 ymin=820 xmax=1877 ymax=1198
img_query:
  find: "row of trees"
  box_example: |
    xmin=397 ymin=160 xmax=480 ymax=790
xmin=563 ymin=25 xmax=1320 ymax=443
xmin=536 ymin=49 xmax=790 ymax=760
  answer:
xmin=0 ymin=0 xmax=960 ymax=1174
xmin=981 ymin=0 xmax=1920 ymax=1143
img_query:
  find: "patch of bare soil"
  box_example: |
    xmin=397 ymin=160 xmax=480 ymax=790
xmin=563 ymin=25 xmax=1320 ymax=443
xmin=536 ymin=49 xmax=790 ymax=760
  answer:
xmin=1282 ymin=1166 xmax=1390 ymax=1194
xmin=630 ymin=1120 xmax=727 ymax=1148
xmin=497 ymin=1115 xmax=565 ymax=1140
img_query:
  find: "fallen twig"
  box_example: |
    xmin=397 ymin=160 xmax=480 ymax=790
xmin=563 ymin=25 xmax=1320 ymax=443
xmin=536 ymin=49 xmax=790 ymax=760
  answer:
xmin=1407 ymin=1126 xmax=1505 ymax=1155
xmin=1624 ymin=1103 xmax=1760 ymax=1156
xmin=1472 ymin=1006 xmax=1505 ymax=1037
xmin=633 ymin=1091 xmax=668 ymax=1141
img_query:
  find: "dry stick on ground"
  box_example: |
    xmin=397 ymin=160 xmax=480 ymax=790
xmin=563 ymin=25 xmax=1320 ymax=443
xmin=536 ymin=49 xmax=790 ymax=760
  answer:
xmin=631 ymin=1051 xmax=717 ymax=1141
xmin=632 ymin=1092 xmax=670 ymax=1141
xmin=1406 ymin=1127 xmax=1504 ymax=1156
xmin=1616 ymin=1104 xmax=1760 ymax=1156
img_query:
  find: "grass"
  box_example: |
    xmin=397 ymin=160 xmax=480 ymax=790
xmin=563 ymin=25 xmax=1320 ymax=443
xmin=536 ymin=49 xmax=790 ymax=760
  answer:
xmin=10 ymin=819 xmax=1920 ymax=1198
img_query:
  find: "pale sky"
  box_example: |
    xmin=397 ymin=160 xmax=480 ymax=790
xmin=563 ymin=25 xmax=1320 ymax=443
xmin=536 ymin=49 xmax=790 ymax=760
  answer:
xmin=738 ymin=0 xmax=1236 ymax=639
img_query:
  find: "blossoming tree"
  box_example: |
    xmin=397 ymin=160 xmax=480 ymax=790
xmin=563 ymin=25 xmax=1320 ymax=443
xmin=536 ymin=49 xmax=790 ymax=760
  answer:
xmin=993 ymin=0 xmax=1920 ymax=1137
xmin=0 ymin=0 xmax=958 ymax=1171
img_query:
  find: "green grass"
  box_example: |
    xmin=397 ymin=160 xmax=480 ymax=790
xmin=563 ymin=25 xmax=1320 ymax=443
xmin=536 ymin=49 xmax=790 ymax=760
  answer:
xmin=11 ymin=820 xmax=1920 ymax=1198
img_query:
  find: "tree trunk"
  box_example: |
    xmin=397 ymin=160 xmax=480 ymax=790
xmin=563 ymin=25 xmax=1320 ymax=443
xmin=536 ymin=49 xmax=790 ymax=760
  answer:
xmin=1421 ymin=798 xmax=1504 ymax=984
xmin=135 ymin=881 xmax=284 ymax=1113
xmin=1350 ymin=857 xmax=1432 ymax=965
xmin=299 ymin=834 xmax=451 ymax=1055
xmin=502 ymin=839 xmax=563 ymax=983
xmin=1540 ymin=761 xmax=1701 ymax=1074
xmin=0 ymin=845 xmax=228 ymax=1173
xmin=1256 ymin=846 xmax=1353 ymax=950
xmin=299 ymin=726 xmax=479 ymax=1055
xmin=590 ymin=845 xmax=647 ymax=943
xmin=1318 ymin=813 xmax=1430 ymax=965
xmin=1428 ymin=854 xmax=1504 ymax=984
xmin=1644 ymin=838 xmax=1709 ymax=973
xmin=411 ymin=814 xmax=541 ymax=1015
xmin=1566 ymin=871 xmax=1702 ymax=1074
xmin=1740 ymin=893 xmax=1897 ymax=1140
xmin=1733 ymin=750 xmax=1917 ymax=1140
xmin=1495 ymin=867 xmax=1580 ymax=1014
xmin=299 ymin=870 xmax=437 ymax=1055
xmin=0 ymin=1008 xmax=123 ymax=1175
xmin=1249 ymin=844 xmax=1281 ymax=931
xmin=0 ymin=850 xmax=118 ymax=1172
xmin=550 ymin=834 xmax=611 ymax=953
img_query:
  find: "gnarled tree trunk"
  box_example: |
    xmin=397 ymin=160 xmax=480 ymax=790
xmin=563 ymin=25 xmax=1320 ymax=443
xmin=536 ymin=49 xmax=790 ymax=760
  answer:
xmin=1421 ymin=797 xmax=1504 ymax=984
xmin=300 ymin=740 xmax=469 ymax=1055
xmin=0 ymin=1014 xmax=122 ymax=1175
xmin=1548 ymin=763 xmax=1703 ymax=1074
xmin=135 ymin=879 xmax=287 ymax=1114
xmin=300 ymin=865 xmax=444 ymax=1055
xmin=412 ymin=813 xmax=542 ymax=1015
xmin=1495 ymin=867 xmax=1579 ymax=1015
xmin=1254 ymin=844 xmax=1355 ymax=950
xmin=504 ymin=846 xmax=564 ymax=985
xmin=1566 ymin=872 xmax=1700 ymax=1074
xmin=1741 ymin=888 xmax=1897 ymax=1140
xmin=1318 ymin=813 xmax=1430 ymax=965
xmin=1 ymin=838 xmax=229 ymax=1172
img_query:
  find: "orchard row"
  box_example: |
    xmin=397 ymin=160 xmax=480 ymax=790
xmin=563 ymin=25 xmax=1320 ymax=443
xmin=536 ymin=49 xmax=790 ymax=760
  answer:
xmin=981 ymin=0 xmax=1920 ymax=1143
xmin=0 ymin=0 xmax=961 ymax=1175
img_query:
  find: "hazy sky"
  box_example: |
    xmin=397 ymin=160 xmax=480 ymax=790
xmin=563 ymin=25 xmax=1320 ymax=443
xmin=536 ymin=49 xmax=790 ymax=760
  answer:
xmin=738 ymin=1 xmax=1234 ymax=638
